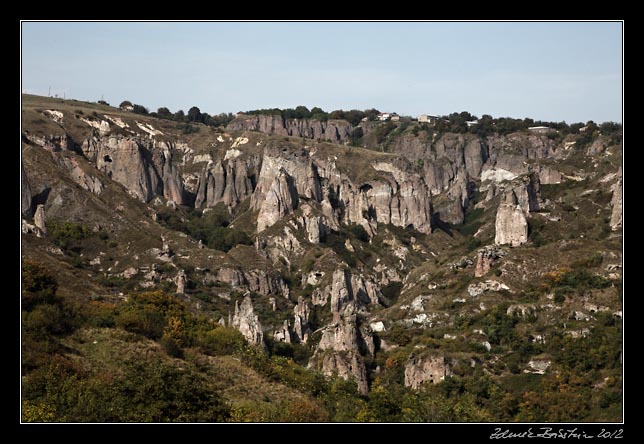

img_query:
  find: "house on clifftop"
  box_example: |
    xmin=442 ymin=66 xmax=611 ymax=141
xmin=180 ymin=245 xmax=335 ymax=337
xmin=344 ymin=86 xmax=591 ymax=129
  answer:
xmin=417 ymin=114 xmax=438 ymax=123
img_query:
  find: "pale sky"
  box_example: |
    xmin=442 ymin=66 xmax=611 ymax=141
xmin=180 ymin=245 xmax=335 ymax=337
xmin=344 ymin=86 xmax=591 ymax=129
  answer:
xmin=21 ymin=21 xmax=622 ymax=123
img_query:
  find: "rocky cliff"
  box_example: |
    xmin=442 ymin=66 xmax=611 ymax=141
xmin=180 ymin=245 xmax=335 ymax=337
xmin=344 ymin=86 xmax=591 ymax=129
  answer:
xmin=227 ymin=114 xmax=353 ymax=144
xmin=81 ymin=136 xmax=187 ymax=205
xmin=194 ymin=156 xmax=260 ymax=210
xmin=21 ymin=96 xmax=623 ymax=419
xmin=307 ymin=268 xmax=380 ymax=394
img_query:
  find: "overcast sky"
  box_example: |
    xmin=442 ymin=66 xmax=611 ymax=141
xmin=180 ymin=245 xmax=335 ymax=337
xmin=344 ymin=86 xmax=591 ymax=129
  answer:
xmin=21 ymin=21 xmax=622 ymax=123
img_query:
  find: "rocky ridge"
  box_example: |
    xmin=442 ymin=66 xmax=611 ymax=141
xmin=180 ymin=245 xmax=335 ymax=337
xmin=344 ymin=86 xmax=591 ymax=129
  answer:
xmin=21 ymin=96 xmax=622 ymax=401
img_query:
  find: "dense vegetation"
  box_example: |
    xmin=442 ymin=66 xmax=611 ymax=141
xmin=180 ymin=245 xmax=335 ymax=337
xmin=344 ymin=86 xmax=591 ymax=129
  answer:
xmin=155 ymin=205 xmax=252 ymax=253
xmin=244 ymin=106 xmax=382 ymax=125
xmin=22 ymin=258 xmax=621 ymax=422
xmin=113 ymin=98 xmax=622 ymax=144
xmin=118 ymin=99 xmax=235 ymax=128
xmin=241 ymin=106 xmax=622 ymax=139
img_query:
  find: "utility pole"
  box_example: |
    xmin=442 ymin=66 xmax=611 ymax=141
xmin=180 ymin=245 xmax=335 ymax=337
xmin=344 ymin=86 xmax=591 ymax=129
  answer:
xmin=48 ymin=86 xmax=51 ymax=97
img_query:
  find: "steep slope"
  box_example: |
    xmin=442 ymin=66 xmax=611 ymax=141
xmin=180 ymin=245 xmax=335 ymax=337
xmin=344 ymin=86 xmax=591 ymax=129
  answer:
xmin=21 ymin=94 xmax=623 ymax=422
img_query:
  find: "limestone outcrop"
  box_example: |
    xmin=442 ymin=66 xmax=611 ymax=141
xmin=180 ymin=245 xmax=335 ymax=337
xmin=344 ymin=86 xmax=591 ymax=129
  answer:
xmin=194 ymin=156 xmax=258 ymax=209
xmin=313 ymin=269 xmax=382 ymax=315
xmin=309 ymin=313 xmax=372 ymax=395
xmin=227 ymin=114 xmax=353 ymax=144
xmin=81 ymin=136 xmax=186 ymax=205
xmin=175 ymin=269 xmax=187 ymax=295
xmin=217 ymin=267 xmax=289 ymax=298
xmin=55 ymin=154 xmax=105 ymax=195
xmin=474 ymin=245 xmax=505 ymax=277
xmin=308 ymin=269 xmax=379 ymax=395
xmin=34 ymin=204 xmax=47 ymax=237
xmin=257 ymin=169 xmax=298 ymax=232
xmin=23 ymin=133 xmax=74 ymax=152
xmin=404 ymin=354 xmax=453 ymax=389
xmin=292 ymin=296 xmax=311 ymax=344
xmin=232 ymin=294 xmax=264 ymax=346
xmin=495 ymin=190 xmax=528 ymax=246
xmin=273 ymin=320 xmax=292 ymax=343
xmin=511 ymin=172 xmax=542 ymax=214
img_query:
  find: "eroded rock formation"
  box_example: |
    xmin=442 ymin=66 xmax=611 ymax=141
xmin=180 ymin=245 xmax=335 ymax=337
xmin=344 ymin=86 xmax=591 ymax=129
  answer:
xmin=34 ymin=204 xmax=47 ymax=237
xmin=495 ymin=190 xmax=528 ymax=246
xmin=404 ymin=354 xmax=453 ymax=389
xmin=232 ymin=294 xmax=264 ymax=346
xmin=227 ymin=114 xmax=353 ymax=144
xmin=81 ymin=136 xmax=186 ymax=205
xmin=474 ymin=245 xmax=505 ymax=277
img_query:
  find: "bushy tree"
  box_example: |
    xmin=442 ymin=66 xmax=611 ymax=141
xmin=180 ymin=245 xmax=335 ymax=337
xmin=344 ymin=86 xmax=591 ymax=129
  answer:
xmin=157 ymin=107 xmax=172 ymax=118
xmin=349 ymin=127 xmax=364 ymax=146
xmin=310 ymin=107 xmax=327 ymax=120
xmin=132 ymin=104 xmax=149 ymax=115
xmin=188 ymin=106 xmax=202 ymax=123
xmin=22 ymin=260 xmax=58 ymax=311
xmin=174 ymin=109 xmax=186 ymax=122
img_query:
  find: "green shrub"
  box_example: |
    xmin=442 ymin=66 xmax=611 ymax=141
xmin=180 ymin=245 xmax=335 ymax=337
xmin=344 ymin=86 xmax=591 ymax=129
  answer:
xmin=558 ymin=269 xmax=610 ymax=291
xmin=380 ymin=281 xmax=403 ymax=306
xmin=22 ymin=357 xmax=230 ymax=422
xmin=114 ymin=290 xmax=188 ymax=340
xmin=156 ymin=205 xmax=252 ymax=253
xmin=322 ymin=231 xmax=357 ymax=267
xmin=23 ymin=303 xmax=77 ymax=338
xmin=176 ymin=123 xmax=199 ymax=134
xmin=347 ymin=224 xmax=370 ymax=242
xmin=48 ymin=221 xmax=91 ymax=251
xmin=116 ymin=309 xmax=165 ymax=339
xmin=22 ymin=260 xmax=59 ymax=311
xmin=466 ymin=237 xmax=482 ymax=251
xmin=199 ymin=327 xmax=246 ymax=356
xmin=481 ymin=305 xmax=518 ymax=346
xmin=571 ymin=252 xmax=603 ymax=269
xmin=302 ymin=259 xmax=315 ymax=273
xmin=160 ymin=335 xmax=184 ymax=359
xmin=375 ymin=121 xmax=397 ymax=144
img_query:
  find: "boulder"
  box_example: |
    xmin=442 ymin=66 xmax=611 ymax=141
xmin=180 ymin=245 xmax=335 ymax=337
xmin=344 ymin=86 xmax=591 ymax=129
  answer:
xmin=467 ymin=280 xmax=510 ymax=297
xmin=474 ymin=245 xmax=504 ymax=277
